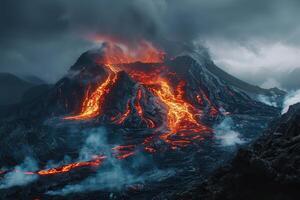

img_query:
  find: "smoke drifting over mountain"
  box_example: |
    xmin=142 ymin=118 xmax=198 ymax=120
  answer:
xmin=0 ymin=0 xmax=300 ymax=88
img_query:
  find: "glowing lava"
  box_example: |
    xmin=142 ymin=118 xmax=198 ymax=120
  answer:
xmin=113 ymin=100 xmax=132 ymax=125
xmin=134 ymin=87 xmax=156 ymax=128
xmin=88 ymin=35 xmax=165 ymax=64
xmin=140 ymin=79 xmax=210 ymax=147
xmin=112 ymin=145 xmax=136 ymax=160
xmin=37 ymin=155 xmax=106 ymax=176
xmin=65 ymin=38 xmax=213 ymax=148
xmin=1 ymin=36 xmax=218 ymax=179
xmin=64 ymin=64 xmax=118 ymax=120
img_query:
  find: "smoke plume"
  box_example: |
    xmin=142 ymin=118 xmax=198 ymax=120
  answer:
xmin=214 ymin=117 xmax=245 ymax=147
xmin=257 ymin=95 xmax=278 ymax=107
xmin=47 ymin=127 xmax=174 ymax=196
xmin=0 ymin=157 xmax=38 ymax=189
xmin=1 ymin=0 xmax=300 ymax=85
xmin=282 ymin=90 xmax=300 ymax=114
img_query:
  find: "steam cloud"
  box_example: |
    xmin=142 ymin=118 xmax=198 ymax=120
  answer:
xmin=257 ymin=95 xmax=278 ymax=107
xmin=282 ymin=90 xmax=300 ymax=114
xmin=214 ymin=118 xmax=245 ymax=147
xmin=0 ymin=157 xmax=38 ymax=189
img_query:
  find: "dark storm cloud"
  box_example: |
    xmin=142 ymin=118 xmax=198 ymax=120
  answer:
xmin=0 ymin=0 xmax=300 ymax=86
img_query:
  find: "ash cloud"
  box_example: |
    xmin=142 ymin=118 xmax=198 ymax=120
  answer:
xmin=257 ymin=95 xmax=278 ymax=107
xmin=1 ymin=0 xmax=300 ymax=88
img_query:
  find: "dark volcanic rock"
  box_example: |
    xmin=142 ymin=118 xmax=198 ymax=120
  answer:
xmin=168 ymin=56 xmax=280 ymax=116
xmin=0 ymin=49 xmax=283 ymax=165
xmin=0 ymin=48 xmax=286 ymax=199
xmin=179 ymin=103 xmax=300 ymax=200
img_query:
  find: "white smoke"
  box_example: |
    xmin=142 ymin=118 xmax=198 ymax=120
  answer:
xmin=47 ymin=127 xmax=174 ymax=196
xmin=257 ymin=95 xmax=277 ymax=107
xmin=47 ymin=167 xmax=174 ymax=196
xmin=282 ymin=89 xmax=300 ymax=114
xmin=78 ymin=128 xmax=109 ymax=161
xmin=0 ymin=157 xmax=38 ymax=189
xmin=42 ymin=127 xmax=108 ymax=170
xmin=214 ymin=117 xmax=245 ymax=147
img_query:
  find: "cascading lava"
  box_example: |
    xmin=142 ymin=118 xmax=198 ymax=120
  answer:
xmin=64 ymin=64 xmax=119 ymax=120
xmin=0 ymin=37 xmax=218 ymax=179
xmin=65 ymin=36 xmax=213 ymax=148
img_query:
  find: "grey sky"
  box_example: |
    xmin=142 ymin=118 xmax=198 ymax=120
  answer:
xmin=0 ymin=0 xmax=299 ymax=89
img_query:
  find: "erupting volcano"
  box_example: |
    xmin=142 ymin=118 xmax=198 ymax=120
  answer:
xmin=0 ymin=35 xmax=282 ymax=200
xmin=64 ymin=37 xmax=212 ymax=149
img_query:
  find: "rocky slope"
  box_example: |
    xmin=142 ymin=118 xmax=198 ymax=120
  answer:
xmin=0 ymin=48 xmax=286 ymax=199
xmin=179 ymin=103 xmax=300 ymax=200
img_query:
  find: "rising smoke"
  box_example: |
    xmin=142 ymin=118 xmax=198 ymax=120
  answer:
xmin=47 ymin=127 xmax=174 ymax=196
xmin=1 ymin=0 xmax=300 ymax=85
xmin=257 ymin=95 xmax=278 ymax=107
xmin=0 ymin=157 xmax=38 ymax=189
xmin=282 ymin=90 xmax=300 ymax=114
xmin=214 ymin=117 xmax=245 ymax=147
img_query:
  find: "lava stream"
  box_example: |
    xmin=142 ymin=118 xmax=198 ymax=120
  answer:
xmin=64 ymin=64 xmax=118 ymax=120
xmin=0 ymin=156 xmax=106 ymax=177
xmin=37 ymin=155 xmax=106 ymax=176
xmin=134 ymin=87 xmax=156 ymax=128
xmin=112 ymin=100 xmax=132 ymax=124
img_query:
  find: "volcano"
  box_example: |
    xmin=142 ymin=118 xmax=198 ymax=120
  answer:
xmin=0 ymin=39 xmax=284 ymax=199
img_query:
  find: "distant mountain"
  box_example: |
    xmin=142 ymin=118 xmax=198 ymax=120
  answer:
xmin=21 ymin=84 xmax=52 ymax=103
xmin=0 ymin=73 xmax=35 ymax=106
xmin=22 ymin=75 xmax=46 ymax=85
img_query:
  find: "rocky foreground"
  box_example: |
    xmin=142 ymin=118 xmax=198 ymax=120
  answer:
xmin=178 ymin=103 xmax=300 ymax=200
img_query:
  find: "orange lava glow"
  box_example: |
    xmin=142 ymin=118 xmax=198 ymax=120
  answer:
xmin=112 ymin=145 xmax=136 ymax=160
xmin=65 ymin=37 xmax=164 ymax=121
xmin=37 ymin=155 xmax=106 ymax=176
xmin=202 ymin=91 xmax=219 ymax=117
xmin=65 ymin=38 xmax=213 ymax=148
xmin=148 ymin=79 xmax=210 ymax=147
xmin=88 ymin=35 xmax=165 ymax=64
xmin=134 ymin=87 xmax=156 ymax=128
xmin=113 ymin=100 xmax=132 ymax=125
xmin=64 ymin=64 xmax=118 ymax=120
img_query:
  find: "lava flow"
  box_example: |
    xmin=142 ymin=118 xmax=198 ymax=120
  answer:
xmin=1 ymin=39 xmax=217 ymax=182
xmin=64 ymin=64 xmax=119 ymax=120
xmin=148 ymin=79 xmax=210 ymax=147
xmin=65 ymin=37 xmax=212 ymax=148
xmin=0 ymin=156 xmax=106 ymax=177
xmin=134 ymin=87 xmax=156 ymax=128
xmin=37 ymin=155 xmax=106 ymax=176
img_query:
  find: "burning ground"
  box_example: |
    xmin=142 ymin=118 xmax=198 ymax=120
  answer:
xmin=0 ymin=38 xmax=283 ymax=199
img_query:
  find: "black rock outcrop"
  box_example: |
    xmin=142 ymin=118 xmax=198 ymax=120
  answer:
xmin=179 ymin=103 xmax=300 ymax=200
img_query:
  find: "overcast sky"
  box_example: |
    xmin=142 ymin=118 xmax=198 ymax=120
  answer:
xmin=0 ymin=0 xmax=300 ymax=90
